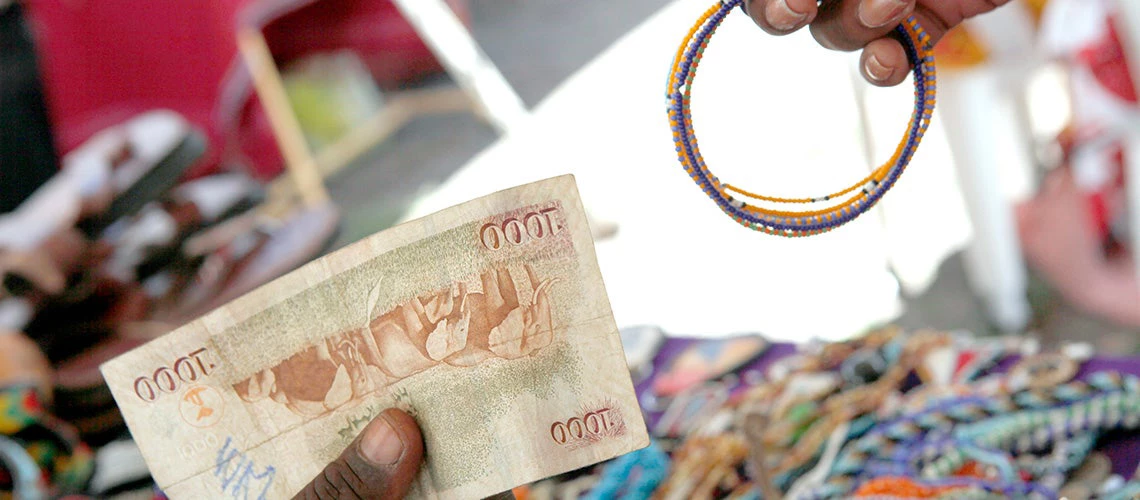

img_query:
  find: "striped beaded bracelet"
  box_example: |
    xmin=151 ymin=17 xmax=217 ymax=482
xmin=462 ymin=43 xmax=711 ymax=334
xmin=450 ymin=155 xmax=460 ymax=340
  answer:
xmin=667 ymin=0 xmax=937 ymax=237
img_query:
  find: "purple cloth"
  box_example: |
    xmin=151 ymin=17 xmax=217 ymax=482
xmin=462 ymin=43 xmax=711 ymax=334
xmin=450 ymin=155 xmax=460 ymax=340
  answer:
xmin=635 ymin=339 xmax=1140 ymax=477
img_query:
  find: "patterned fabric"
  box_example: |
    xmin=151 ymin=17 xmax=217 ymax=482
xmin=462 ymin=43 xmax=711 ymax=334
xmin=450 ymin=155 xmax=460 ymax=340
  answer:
xmin=0 ymin=385 xmax=94 ymax=495
xmin=0 ymin=389 xmax=38 ymax=436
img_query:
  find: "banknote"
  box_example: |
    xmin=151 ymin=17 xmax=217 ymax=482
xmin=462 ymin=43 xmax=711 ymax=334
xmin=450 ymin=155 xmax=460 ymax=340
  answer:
xmin=101 ymin=175 xmax=648 ymax=499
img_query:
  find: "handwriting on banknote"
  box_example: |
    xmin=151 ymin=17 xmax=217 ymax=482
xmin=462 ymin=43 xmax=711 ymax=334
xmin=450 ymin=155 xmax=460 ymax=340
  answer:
xmin=215 ymin=437 xmax=275 ymax=500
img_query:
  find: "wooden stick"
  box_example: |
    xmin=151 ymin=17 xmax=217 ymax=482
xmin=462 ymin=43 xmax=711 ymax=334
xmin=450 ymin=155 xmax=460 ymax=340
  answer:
xmin=236 ymin=28 xmax=329 ymax=208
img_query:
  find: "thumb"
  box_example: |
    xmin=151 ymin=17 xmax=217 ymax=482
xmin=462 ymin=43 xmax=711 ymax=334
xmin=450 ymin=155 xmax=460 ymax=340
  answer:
xmin=294 ymin=408 xmax=424 ymax=499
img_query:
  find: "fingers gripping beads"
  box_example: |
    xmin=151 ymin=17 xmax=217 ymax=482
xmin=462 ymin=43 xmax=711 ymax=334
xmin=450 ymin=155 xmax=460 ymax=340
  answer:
xmin=667 ymin=1 xmax=937 ymax=237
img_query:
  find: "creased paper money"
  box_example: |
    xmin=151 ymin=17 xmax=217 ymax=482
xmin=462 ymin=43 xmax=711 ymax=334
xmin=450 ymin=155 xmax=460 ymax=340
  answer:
xmin=101 ymin=175 xmax=648 ymax=499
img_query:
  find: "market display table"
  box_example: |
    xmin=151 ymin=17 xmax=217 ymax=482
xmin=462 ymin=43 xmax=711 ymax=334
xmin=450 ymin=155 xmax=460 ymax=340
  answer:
xmin=634 ymin=337 xmax=1140 ymax=483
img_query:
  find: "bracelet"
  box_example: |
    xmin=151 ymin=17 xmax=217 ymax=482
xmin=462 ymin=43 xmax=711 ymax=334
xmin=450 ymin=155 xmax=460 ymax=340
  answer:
xmin=667 ymin=0 xmax=937 ymax=237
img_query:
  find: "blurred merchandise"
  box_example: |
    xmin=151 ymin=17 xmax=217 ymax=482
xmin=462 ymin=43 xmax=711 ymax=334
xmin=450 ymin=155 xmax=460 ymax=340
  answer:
xmin=284 ymin=51 xmax=386 ymax=150
xmin=0 ymin=100 xmax=340 ymax=496
xmin=522 ymin=326 xmax=1140 ymax=499
xmin=148 ymin=201 xmax=340 ymax=323
xmin=622 ymin=326 xmax=667 ymax=384
xmin=0 ymin=386 xmax=93 ymax=498
xmin=651 ymin=335 xmax=768 ymax=397
xmin=100 ymin=173 xmax=265 ymax=284
xmin=0 ymin=111 xmax=202 ymax=256
xmin=87 ymin=438 xmax=150 ymax=497
xmin=0 ymin=331 xmax=51 ymax=405
xmin=69 ymin=111 xmax=207 ymax=238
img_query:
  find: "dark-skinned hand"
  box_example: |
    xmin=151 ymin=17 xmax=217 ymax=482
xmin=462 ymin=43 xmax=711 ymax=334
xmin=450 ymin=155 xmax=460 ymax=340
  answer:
xmin=743 ymin=0 xmax=1012 ymax=86
xmin=294 ymin=408 xmax=514 ymax=499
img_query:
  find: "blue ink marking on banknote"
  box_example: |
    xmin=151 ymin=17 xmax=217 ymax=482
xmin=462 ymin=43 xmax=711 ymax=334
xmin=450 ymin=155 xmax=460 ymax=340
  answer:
xmin=215 ymin=437 xmax=276 ymax=499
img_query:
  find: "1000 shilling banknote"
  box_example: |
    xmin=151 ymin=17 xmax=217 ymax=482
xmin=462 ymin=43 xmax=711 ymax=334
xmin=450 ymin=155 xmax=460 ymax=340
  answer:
xmin=101 ymin=175 xmax=648 ymax=499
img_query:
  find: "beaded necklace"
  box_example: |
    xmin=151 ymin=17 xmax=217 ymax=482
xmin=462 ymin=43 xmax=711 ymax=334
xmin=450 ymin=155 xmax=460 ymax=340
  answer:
xmin=667 ymin=1 xmax=937 ymax=236
xmin=811 ymin=373 xmax=1140 ymax=499
xmin=723 ymin=330 xmax=1139 ymax=499
xmin=640 ymin=329 xmax=1140 ymax=499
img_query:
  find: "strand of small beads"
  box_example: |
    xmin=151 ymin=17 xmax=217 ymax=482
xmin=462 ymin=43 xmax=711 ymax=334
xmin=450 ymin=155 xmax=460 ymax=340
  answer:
xmin=667 ymin=1 xmax=937 ymax=237
xmin=808 ymin=372 xmax=1140 ymax=499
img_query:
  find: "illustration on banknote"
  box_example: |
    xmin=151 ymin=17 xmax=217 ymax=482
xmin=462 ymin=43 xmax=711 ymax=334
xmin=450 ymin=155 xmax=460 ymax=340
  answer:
xmin=179 ymin=386 xmax=225 ymax=428
xmin=233 ymin=264 xmax=561 ymax=417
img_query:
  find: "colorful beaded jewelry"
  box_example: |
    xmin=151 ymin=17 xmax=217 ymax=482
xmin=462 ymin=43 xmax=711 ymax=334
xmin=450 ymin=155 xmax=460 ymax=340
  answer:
xmin=808 ymin=372 xmax=1140 ymax=499
xmin=667 ymin=1 xmax=937 ymax=236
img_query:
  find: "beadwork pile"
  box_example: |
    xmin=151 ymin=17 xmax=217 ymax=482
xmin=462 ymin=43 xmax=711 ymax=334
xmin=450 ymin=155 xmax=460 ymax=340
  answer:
xmin=520 ymin=328 xmax=1140 ymax=499
xmin=667 ymin=1 xmax=937 ymax=236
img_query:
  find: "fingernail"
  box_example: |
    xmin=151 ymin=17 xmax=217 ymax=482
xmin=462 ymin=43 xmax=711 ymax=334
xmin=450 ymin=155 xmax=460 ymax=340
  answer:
xmin=359 ymin=415 xmax=405 ymax=465
xmin=858 ymin=0 xmax=909 ymax=29
xmin=864 ymin=54 xmax=892 ymax=83
xmin=766 ymin=0 xmax=808 ymax=31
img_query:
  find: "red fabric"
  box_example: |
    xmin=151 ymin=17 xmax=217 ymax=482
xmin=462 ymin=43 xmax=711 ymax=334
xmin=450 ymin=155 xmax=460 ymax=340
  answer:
xmin=262 ymin=0 xmax=470 ymax=89
xmin=953 ymin=351 xmax=977 ymax=378
xmin=1069 ymin=16 xmax=1135 ymax=240
xmin=1082 ymin=146 xmax=1127 ymax=240
xmin=1089 ymin=190 xmax=1112 ymax=239
xmin=25 ymin=0 xmax=468 ymax=180
xmin=1079 ymin=18 xmax=1138 ymax=104
xmin=24 ymin=0 xmax=241 ymax=178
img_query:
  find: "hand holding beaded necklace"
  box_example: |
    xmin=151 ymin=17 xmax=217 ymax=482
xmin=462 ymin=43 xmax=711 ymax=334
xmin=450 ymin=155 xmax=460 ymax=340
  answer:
xmin=667 ymin=0 xmax=936 ymax=236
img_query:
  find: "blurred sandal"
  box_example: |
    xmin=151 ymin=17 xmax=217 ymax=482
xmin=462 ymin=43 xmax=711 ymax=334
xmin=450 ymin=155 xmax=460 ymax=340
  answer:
xmin=153 ymin=202 xmax=339 ymax=323
xmin=72 ymin=110 xmax=207 ymax=238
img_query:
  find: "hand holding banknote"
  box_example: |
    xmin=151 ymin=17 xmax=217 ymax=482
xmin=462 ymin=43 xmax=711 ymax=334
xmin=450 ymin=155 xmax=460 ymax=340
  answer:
xmin=103 ymin=176 xmax=647 ymax=499
xmin=293 ymin=408 xmax=422 ymax=499
xmin=294 ymin=400 xmax=519 ymax=500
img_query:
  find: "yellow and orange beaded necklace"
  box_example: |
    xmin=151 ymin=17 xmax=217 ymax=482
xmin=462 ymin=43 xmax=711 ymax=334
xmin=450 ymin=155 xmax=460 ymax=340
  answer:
xmin=667 ymin=1 xmax=937 ymax=237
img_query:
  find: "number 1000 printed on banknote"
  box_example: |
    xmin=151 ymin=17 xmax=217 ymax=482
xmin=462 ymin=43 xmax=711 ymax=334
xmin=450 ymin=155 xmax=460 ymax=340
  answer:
xmin=101 ymin=175 xmax=648 ymax=499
